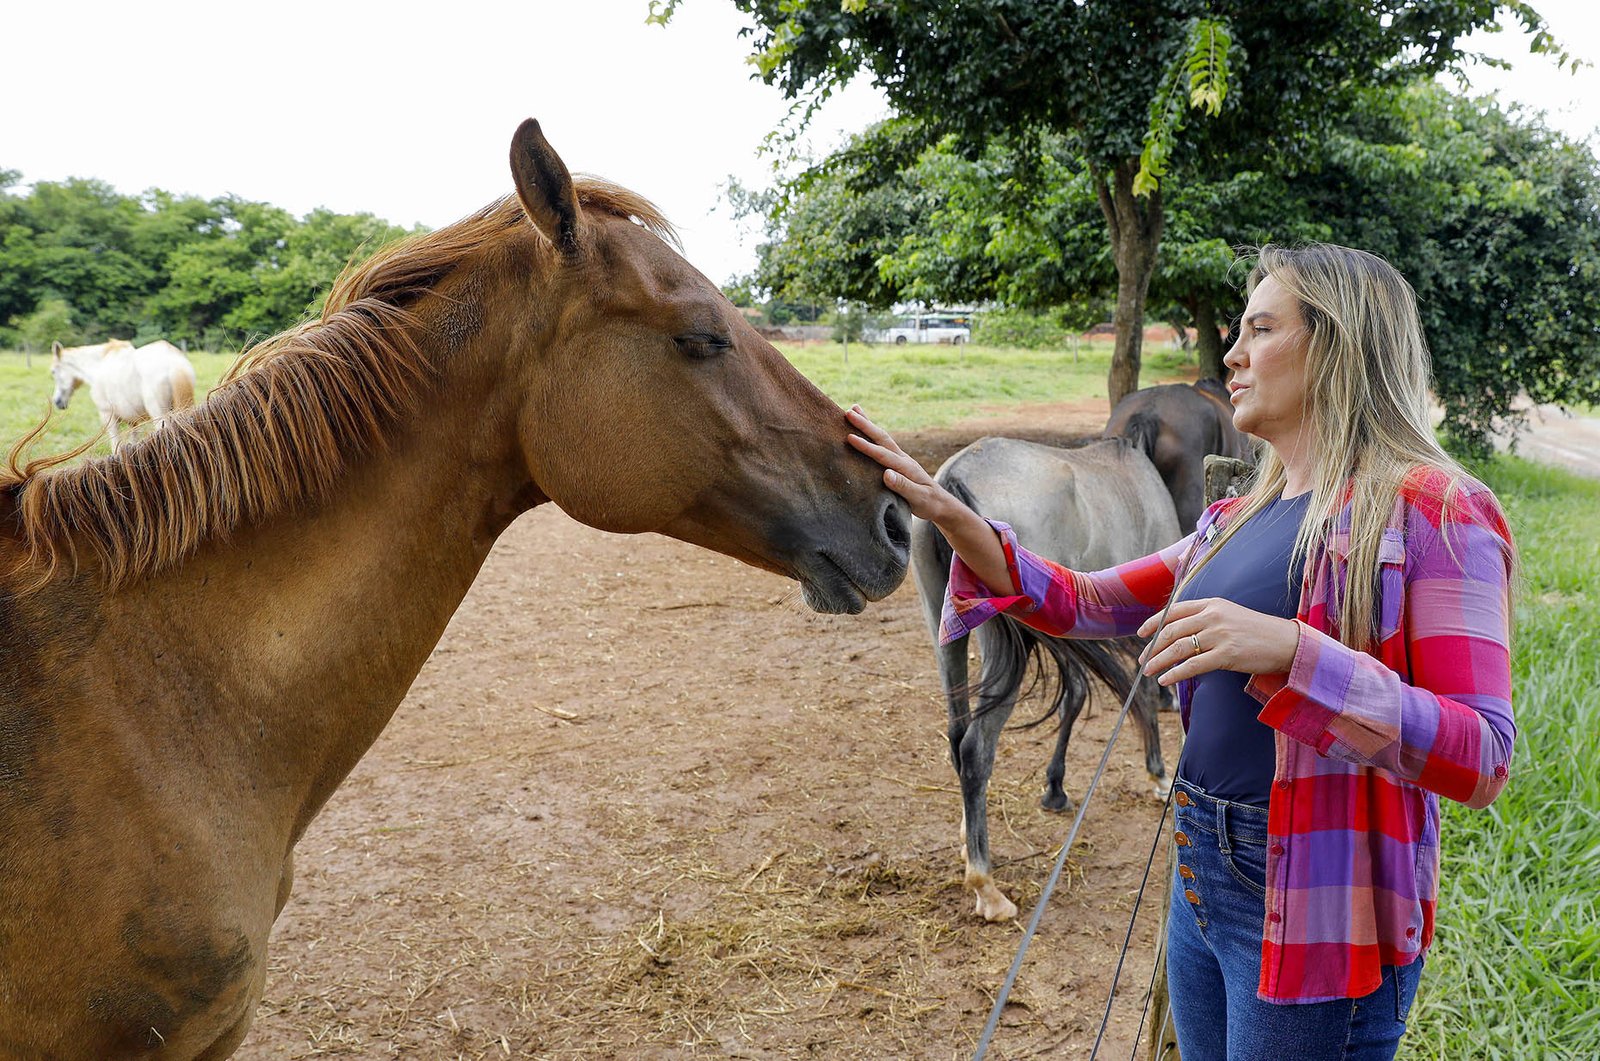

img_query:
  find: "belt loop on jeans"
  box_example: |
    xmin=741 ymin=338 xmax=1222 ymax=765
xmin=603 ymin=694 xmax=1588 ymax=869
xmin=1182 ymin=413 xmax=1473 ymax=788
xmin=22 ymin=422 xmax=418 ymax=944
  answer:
xmin=1215 ymin=797 xmax=1232 ymax=856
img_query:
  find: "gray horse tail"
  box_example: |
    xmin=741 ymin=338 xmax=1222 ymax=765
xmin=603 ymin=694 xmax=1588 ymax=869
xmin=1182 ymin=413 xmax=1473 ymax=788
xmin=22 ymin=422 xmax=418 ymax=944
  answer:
xmin=931 ymin=472 xmax=1139 ymax=730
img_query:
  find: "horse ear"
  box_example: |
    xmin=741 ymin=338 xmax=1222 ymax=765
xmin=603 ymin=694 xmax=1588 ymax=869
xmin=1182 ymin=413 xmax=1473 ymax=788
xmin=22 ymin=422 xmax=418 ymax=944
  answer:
xmin=51 ymin=341 xmax=63 ymax=360
xmin=510 ymin=119 xmax=581 ymax=255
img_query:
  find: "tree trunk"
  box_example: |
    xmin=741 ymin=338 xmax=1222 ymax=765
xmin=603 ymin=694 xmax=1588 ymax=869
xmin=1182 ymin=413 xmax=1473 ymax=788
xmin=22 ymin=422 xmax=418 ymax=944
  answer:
xmin=1094 ymin=159 xmax=1165 ymax=409
xmin=1193 ymin=299 xmax=1226 ymax=381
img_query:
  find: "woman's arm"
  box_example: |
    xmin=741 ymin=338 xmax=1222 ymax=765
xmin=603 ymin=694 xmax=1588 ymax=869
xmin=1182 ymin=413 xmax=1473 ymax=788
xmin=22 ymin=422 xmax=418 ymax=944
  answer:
xmin=845 ymin=405 xmax=1198 ymax=645
xmin=1247 ymin=488 xmax=1516 ymax=808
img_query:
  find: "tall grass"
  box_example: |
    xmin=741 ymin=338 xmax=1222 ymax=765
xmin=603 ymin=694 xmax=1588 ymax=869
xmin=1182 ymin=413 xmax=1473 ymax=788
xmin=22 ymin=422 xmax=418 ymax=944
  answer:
xmin=1401 ymin=457 xmax=1600 ymax=1060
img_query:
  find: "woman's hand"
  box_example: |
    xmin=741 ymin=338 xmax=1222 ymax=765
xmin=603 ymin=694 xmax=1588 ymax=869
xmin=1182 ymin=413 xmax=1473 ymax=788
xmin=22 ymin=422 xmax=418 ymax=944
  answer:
xmin=845 ymin=405 xmax=951 ymax=521
xmin=846 ymin=404 xmax=1017 ymax=593
xmin=1136 ymin=597 xmax=1302 ymax=686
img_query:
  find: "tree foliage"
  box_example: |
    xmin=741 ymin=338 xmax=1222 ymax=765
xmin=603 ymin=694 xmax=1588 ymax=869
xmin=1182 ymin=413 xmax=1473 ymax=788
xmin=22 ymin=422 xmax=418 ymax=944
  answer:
xmin=0 ymin=175 xmax=421 ymax=352
xmin=659 ymin=0 xmax=1566 ymax=406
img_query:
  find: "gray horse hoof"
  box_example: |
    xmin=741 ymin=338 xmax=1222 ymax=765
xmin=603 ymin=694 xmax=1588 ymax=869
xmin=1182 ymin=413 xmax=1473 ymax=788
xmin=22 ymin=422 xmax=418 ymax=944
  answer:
xmin=1041 ymin=790 xmax=1074 ymax=813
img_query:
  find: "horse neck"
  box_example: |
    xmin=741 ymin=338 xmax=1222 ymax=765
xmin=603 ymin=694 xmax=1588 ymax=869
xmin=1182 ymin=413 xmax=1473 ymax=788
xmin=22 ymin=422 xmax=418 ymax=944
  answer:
xmin=97 ymin=330 xmax=539 ymax=840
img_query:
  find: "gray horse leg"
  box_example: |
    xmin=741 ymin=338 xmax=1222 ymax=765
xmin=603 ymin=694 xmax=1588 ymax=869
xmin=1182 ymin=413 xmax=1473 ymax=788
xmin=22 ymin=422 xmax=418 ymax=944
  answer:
xmin=1042 ymin=666 xmax=1090 ymax=812
xmin=1132 ymin=675 xmax=1172 ymax=797
xmin=956 ymin=622 xmax=1021 ymax=922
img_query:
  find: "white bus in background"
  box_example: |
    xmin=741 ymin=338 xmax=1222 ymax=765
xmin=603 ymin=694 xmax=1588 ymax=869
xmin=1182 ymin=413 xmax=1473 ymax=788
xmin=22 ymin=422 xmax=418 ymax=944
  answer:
xmin=879 ymin=310 xmax=974 ymax=345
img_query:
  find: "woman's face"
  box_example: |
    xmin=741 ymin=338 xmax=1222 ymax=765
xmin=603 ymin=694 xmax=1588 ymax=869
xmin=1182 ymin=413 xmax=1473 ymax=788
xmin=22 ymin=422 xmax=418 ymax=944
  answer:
xmin=1223 ymin=274 xmax=1311 ymax=446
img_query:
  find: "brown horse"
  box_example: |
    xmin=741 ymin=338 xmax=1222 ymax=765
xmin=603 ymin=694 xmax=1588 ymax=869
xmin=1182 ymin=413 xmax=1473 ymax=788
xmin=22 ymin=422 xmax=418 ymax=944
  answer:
xmin=1103 ymin=378 xmax=1254 ymax=532
xmin=0 ymin=120 xmax=908 ymax=1060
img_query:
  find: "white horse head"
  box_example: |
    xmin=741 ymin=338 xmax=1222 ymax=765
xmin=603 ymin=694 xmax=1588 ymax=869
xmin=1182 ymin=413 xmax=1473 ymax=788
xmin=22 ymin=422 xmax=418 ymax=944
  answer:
xmin=49 ymin=341 xmax=86 ymax=410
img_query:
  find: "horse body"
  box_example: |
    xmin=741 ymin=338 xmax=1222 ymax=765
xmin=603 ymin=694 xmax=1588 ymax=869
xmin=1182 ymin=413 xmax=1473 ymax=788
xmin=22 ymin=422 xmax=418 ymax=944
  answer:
xmin=51 ymin=339 xmax=197 ymax=451
xmin=1103 ymin=378 xmax=1253 ymax=532
xmin=911 ymin=437 xmax=1179 ymax=922
xmin=0 ymin=121 xmax=908 ymax=1059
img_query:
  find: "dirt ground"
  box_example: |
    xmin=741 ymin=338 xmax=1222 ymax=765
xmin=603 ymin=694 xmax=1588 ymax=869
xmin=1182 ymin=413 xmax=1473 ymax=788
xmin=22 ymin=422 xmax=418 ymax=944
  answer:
xmin=238 ymin=398 xmax=1185 ymax=1060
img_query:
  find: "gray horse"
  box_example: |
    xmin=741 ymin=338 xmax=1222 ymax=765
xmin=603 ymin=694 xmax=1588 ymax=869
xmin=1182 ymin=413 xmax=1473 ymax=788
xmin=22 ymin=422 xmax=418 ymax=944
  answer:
xmin=911 ymin=437 xmax=1180 ymax=922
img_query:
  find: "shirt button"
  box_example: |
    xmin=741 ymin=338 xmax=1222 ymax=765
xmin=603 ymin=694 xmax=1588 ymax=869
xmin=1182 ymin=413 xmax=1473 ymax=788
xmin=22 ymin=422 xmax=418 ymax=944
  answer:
xmin=1268 ymin=911 xmax=1282 ymax=924
xmin=1494 ymin=764 xmax=1508 ymax=778
xmin=1406 ymin=927 xmax=1418 ymax=938
xmin=1270 ymin=844 xmax=1284 ymax=856
xmin=1275 ymin=780 xmax=1290 ymax=791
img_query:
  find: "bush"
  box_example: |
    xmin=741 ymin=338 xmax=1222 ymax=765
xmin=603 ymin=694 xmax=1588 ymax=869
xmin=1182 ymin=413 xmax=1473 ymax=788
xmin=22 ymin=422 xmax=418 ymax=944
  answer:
xmin=971 ymin=307 xmax=1089 ymax=349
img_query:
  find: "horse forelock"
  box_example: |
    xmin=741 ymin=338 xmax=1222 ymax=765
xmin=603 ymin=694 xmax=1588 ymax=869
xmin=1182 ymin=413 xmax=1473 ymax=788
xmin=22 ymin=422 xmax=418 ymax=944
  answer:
xmin=1 ymin=174 xmax=676 ymax=595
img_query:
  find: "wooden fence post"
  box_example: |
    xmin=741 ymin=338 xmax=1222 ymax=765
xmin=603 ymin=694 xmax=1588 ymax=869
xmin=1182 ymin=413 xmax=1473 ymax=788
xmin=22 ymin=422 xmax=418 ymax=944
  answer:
xmin=1147 ymin=453 xmax=1253 ymax=1061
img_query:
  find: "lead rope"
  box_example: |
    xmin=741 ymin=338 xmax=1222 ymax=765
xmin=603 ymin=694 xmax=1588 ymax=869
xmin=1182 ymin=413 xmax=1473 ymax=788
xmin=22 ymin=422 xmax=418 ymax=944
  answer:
xmin=970 ymin=534 xmax=1203 ymax=1061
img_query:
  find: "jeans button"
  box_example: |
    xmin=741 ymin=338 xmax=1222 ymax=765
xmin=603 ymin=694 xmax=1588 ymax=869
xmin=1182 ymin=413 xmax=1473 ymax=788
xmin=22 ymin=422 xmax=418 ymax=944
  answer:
xmin=1185 ymin=889 xmax=1201 ymax=905
xmin=1179 ymin=865 xmax=1194 ymax=879
xmin=1174 ymin=791 xmax=1191 ymax=807
xmin=1174 ymin=831 xmax=1190 ymax=847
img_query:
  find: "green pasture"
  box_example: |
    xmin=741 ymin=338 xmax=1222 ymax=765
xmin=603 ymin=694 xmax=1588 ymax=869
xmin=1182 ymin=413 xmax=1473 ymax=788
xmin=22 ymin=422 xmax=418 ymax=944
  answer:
xmin=1404 ymin=457 xmax=1600 ymax=1061
xmin=777 ymin=338 xmax=1196 ymax=430
xmin=0 ymin=349 xmax=238 ymax=461
xmin=0 ymin=341 xmax=1592 ymax=1057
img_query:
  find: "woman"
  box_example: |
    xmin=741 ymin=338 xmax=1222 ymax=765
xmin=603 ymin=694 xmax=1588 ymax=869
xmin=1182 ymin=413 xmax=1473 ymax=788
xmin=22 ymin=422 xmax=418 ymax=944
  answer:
xmin=847 ymin=244 xmax=1515 ymax=1060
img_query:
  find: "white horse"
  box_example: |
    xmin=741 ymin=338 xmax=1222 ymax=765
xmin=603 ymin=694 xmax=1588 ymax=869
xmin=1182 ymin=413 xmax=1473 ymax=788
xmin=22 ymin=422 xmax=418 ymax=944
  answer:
xmin=50 ymin=338 xmax=198 ymax=451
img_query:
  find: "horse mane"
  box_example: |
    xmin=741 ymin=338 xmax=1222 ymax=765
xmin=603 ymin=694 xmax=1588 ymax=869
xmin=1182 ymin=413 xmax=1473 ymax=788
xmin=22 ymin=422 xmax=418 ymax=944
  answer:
xmin=2 ymin=178 xmax=673 ymax=592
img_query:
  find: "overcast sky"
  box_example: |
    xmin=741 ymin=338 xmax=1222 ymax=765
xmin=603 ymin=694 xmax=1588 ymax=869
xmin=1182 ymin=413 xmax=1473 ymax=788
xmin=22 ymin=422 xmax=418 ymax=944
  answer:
xmin=5 ymin=0 xmax=1598 ymax=287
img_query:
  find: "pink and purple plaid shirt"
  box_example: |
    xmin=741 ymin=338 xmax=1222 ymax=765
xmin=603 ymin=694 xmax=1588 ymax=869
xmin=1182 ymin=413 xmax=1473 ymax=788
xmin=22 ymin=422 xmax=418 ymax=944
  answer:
xmin=941 ymin=467 xmax=1516 ymax=1004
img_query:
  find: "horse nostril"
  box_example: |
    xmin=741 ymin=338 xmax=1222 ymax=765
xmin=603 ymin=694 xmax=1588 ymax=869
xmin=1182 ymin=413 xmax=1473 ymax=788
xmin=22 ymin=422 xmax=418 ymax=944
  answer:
xmin=881 ymin=496 xmax=911 ymax=554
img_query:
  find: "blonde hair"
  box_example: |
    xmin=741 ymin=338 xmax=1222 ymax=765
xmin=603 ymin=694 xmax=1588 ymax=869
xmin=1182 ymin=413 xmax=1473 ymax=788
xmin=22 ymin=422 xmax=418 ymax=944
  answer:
xmin=1193 ymin=243 xmax=1475 ymax=650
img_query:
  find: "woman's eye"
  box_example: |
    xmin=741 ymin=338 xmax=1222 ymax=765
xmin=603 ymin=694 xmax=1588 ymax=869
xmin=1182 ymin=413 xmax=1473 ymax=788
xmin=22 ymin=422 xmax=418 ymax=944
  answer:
xmin=674 ymin=334 xmax=731 ymax=359
xmin=1252 ymin=326 xmax=1271 ymax=335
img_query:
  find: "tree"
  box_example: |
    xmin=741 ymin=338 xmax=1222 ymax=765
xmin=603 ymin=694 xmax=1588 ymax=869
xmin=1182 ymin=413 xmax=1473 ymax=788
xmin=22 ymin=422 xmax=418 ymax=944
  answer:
xmin=657 ymin=0 xmax=1566 ymax=407
xmin=8 ymin=296 xmax=77 ymax=355
xmin=1290 ymin=84 xmax=1600 ymax=454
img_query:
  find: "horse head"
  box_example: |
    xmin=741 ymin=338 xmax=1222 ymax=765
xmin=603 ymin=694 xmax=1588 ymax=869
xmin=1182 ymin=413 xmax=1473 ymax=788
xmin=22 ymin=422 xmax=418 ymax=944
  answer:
xmin=49 ymin=341 xmax=81 ymax=410
xmin=491 ymin=119 xmax=908 ymax=613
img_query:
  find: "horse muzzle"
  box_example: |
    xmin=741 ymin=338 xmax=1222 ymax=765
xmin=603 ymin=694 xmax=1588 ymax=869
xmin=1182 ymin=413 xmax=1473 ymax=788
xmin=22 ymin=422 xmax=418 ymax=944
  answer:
xmin=793 ymin=493 xmax=910 ymax=614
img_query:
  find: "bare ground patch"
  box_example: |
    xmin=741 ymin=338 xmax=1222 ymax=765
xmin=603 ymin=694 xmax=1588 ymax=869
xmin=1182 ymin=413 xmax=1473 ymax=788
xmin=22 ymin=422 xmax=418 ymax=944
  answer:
xmin=241 ymin=403 xmax=1184 ymax=1059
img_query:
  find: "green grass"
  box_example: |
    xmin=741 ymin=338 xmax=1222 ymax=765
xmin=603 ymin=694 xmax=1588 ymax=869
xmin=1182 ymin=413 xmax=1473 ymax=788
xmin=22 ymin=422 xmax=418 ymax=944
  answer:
xmin=0 ymin=342 xmax=1592 ymax=1056
xmin=777 ymin=339 xmax=1197 ymax=430
xmin=1400 ymin=457 xmax=1600 ymax=1061
xmin=0 ymin=349 xmax=238 ymax=461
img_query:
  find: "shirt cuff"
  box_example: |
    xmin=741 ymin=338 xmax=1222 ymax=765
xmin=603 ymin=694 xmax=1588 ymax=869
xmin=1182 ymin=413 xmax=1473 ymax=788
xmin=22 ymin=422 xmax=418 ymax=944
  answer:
xmin=1253 ymin=620 xmax=1342 ymax=755
xmin=938 ymin=519 xmax=1054 ymax=644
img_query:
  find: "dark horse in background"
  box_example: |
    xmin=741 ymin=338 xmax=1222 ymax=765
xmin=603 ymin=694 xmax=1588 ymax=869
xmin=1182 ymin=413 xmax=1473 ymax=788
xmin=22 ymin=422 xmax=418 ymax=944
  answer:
xmin=910 ymin=378 xmax=1251 ymax=921
xmin=1104 ymin=378 xmax=1253 ymax=532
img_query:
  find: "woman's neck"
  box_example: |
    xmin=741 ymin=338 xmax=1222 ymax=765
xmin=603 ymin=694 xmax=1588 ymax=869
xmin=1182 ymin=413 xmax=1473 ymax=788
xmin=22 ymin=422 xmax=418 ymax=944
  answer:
xmin=1267 ymin=423 xmax=1317 ymax=498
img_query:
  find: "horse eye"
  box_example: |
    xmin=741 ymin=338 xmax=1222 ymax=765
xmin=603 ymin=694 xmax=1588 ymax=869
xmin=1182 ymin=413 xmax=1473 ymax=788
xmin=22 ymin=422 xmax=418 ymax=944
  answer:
xmin=674 ymin=334 xmax=731 ymax=360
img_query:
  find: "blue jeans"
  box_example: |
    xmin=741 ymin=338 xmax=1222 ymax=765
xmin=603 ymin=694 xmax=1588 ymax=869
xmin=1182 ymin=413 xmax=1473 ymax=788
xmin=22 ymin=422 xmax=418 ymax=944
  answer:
xmin=1165 ymin=776 xmax=1422 ymax=1061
